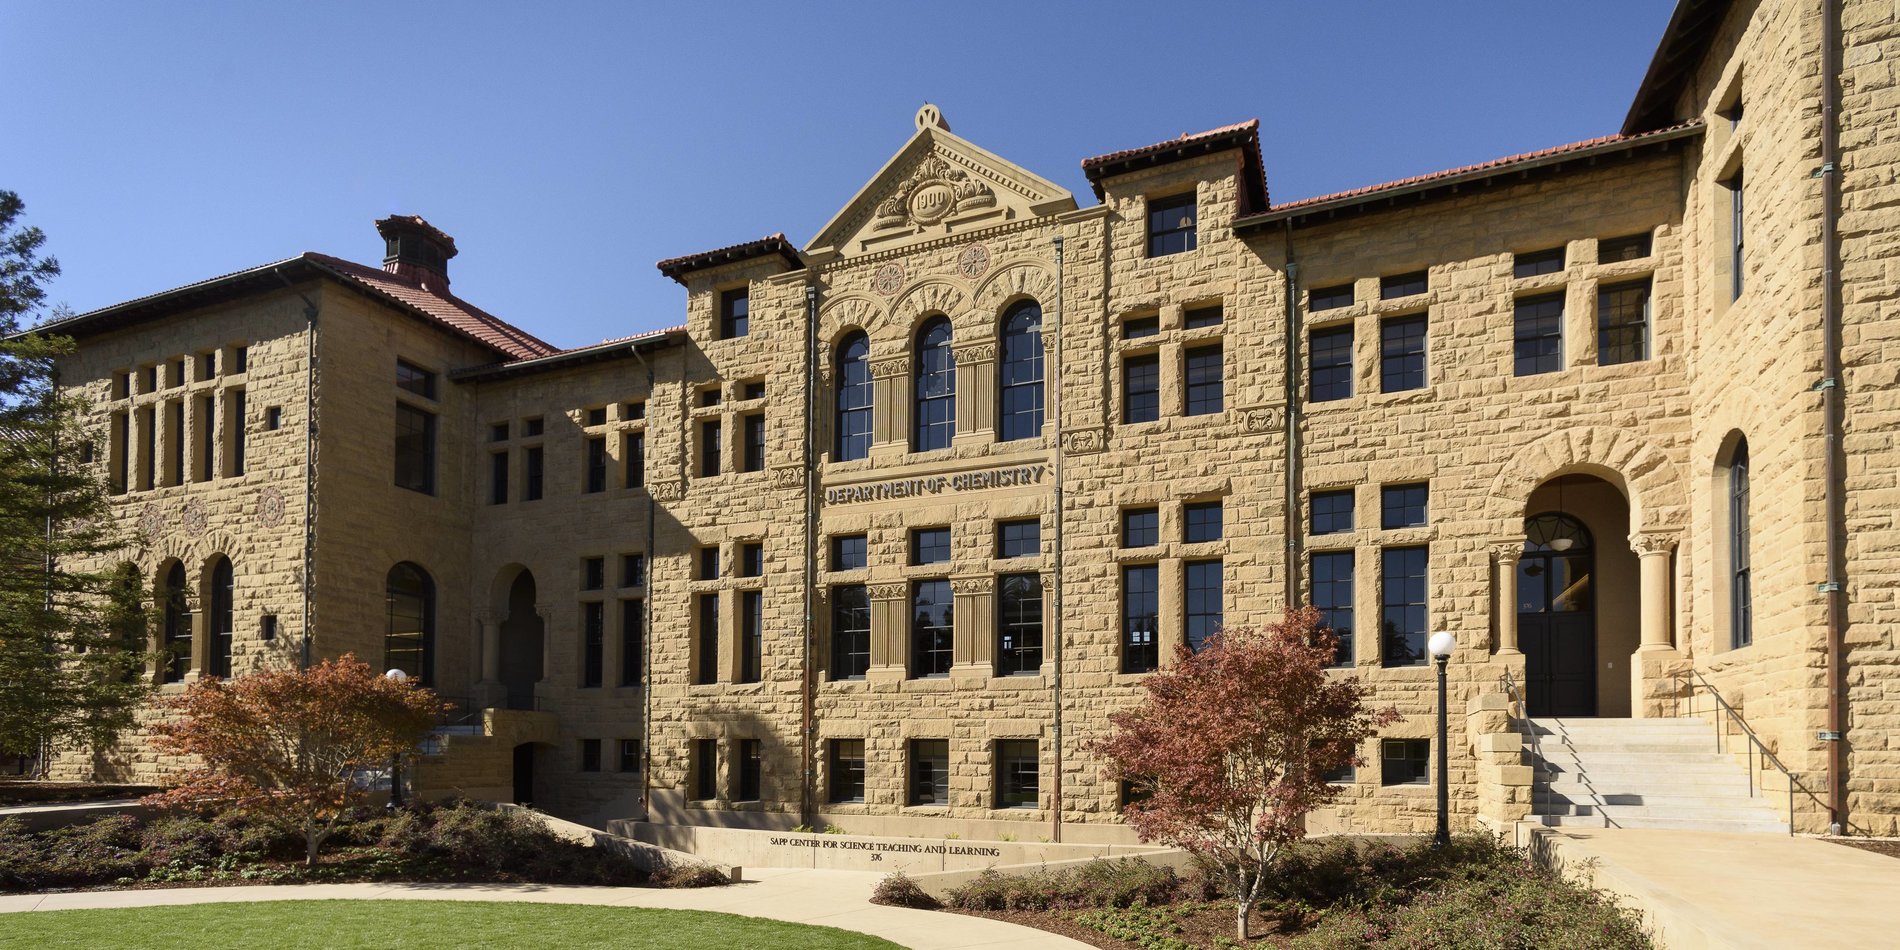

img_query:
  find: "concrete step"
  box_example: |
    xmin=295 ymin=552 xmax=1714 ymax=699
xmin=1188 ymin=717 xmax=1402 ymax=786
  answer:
xmin=1532 ymin=814 xmax=1788 ymax=833
xmin=1532 ymin=801 xmax=1783 ymax=821
xmin=1532 ymin=754 xmax=1753 ymax=771
xmin=1525 ymin=717 xmax=1711 ymax=730
xmin=1535 ymin=740 xmax=1726 ymax=753
xmin=1539 ymin=789 xmax=1763 ymax=808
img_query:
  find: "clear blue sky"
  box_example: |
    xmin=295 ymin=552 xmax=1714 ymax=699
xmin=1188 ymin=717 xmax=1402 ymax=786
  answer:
xmin=5 ymin=1 xmax=1675 ymax=349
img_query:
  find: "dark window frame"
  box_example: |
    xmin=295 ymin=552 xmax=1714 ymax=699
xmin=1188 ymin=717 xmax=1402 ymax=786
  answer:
xmin=1380 ymin=546 xmax=1430 ymax=668
xmin=1313 ymin=550 xmax=1355 ymax=666
xmin=830 ymin=584 xmax=871 ymax=680
xmin=1184 ymin=559 xmax=1223 ymax=652
xmin=1513 ymin=293 xmax=1565 ymax=376
xmin=913 ymin=316 xmax=957 ymax=452
xmin=1183 ymin=343 xmax=1223 ymax=416
xmin=1597 ymin=278 xmax=1652 ymax=366
xmin=997 ymin=301 xmax=1045 ymax=441
xmin=909 ymin=579 xmax=954 ymax=678
xmin=997 ymin=572 xmax=1044 ymax=676
xmin=1379 ymin=314 xmax=1428 ymax=393
xmin=1513 ymin=247 xmax=1566 ymax=278
xmin=1311 ymin=489 xmax=1355 ymax=535
xmin=835 ymin=331 xmax=873 ymax=462
xmin=1123 ymin=352 xmax=1161 ymax=423
xmin=1310 ymin=324 xmax=1354 ymax=402
xmin=1146 ymin=192 xmax=1198 ymax=257
xmin=720 ymin=287 xmax=750 ymax=339
xmin=1122 ymin=563 xmax=1159 ymax=674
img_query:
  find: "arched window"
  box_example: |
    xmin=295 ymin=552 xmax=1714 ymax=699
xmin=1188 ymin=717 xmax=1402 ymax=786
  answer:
xmin=386 ymin=562 xmax=436 ymax=686
xmin=913 ymin=316 xmax=956 ymax=451
xmin=207 ymin=557 xmax=233 ymax=678
xmin=997 ymin=301 xmax=1044 ymax=441
xmin=834 ymin=331 xmax=872 ymax=462
xmin=1729 ymin=438 xmax=1752 ymax=648
xmin=161 ymin=562 xmax=189 ymax=684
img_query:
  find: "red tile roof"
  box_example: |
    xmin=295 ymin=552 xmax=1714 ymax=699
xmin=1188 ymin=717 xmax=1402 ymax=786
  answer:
xmin=304 ymin=253 xmax=556 ymax=361
xmin=452 ymin=325 xmax=687 ymax=381
xmin=1080 ymin=120 xmax=1268 ymax=212
xmin=1239 ymin=121 xmax=1704 ymax=226
xmin=657 ymin=234 xmax=803 ymax=284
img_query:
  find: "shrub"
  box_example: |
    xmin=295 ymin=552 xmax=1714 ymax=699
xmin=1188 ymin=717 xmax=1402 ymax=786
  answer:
xmin=870 ymin=871 xmax=941 ymax=909
xmin=7 ymin=814 xmax=143 ymax=889
xmin=654 ymin=862 xmax=731 ymax=888
xmin=943 ymin=859 xmax=1183 ymax=912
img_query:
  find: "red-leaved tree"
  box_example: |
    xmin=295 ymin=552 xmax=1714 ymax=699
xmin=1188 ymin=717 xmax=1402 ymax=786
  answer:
xmin=1088 ymin=607 xmax=1399 ymax=941
xmin=147 ymin=654 xmax=446 ymax=865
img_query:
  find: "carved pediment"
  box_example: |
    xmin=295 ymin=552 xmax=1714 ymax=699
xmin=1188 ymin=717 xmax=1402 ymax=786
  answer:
xmin=806 ymin=106 xmax=1076 ymax=259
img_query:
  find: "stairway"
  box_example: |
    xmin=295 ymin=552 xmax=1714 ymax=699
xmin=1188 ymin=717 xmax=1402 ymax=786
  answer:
xmin=1521 ymin=717 xmax=1788 ymax=833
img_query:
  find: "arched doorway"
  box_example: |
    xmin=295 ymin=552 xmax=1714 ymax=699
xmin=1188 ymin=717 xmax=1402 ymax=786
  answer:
xmin=500 ymin=571 xmax=543 ymax=710
xmin=1521 ymin=513 xmax=1595 ymax=716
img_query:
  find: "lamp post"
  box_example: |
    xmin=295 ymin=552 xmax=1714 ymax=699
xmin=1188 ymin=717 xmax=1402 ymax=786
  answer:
xmin=1428 ymin=630 xmax=1456 ymax=848
xmin=384 ymin=668 xmax=409 ymax=811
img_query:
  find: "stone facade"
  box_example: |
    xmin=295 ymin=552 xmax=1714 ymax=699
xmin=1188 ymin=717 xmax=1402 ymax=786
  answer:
xmin=40 ymin=0 xmax=1900 ymax=839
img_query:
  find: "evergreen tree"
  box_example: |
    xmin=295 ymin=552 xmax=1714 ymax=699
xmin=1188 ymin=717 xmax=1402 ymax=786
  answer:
xmin=0 ymin=190 xmax=152 ymax=772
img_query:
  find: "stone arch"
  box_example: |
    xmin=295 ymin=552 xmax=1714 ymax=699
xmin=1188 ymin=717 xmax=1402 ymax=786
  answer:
xmin=1483 ymin=426 xmax=1685 ymax=535
xmin=817 ymin=293 xmax=883 ymax=346
xmin=487 ymin=562 xmax=534 ymax=618
xmin=889 ymin=278 xmax=972 ymax=340
xmin=972 ymin=260 xmax=1055 ymax=316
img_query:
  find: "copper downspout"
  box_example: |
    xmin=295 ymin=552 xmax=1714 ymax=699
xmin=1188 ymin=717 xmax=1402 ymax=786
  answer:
xmin=1050 ymin=234 xmax=1066 ymax=843
xmin=802 ymin=283 xmax=820 ymax=829
xmin=1819 ymin=0 xmax=1847 ymax=836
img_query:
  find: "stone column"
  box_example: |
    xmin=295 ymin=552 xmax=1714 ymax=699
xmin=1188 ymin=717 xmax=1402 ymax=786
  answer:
xmin=1630 ymin=534 xmax=1677 ymax=652
xmin=866 ymin=582 xmax=907 ymax=685
xmin=534 ymin=602 xmax=555 ymax=692
xmin=473 ymin=610 xmax=505 ymax=709
xmin=1489 ymin=540 xmax=1523 ymax=657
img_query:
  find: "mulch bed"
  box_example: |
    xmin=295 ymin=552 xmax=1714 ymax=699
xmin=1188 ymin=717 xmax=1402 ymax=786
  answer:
xmin=1829 ymin=837 xmax=1900 ymax=860
xmin=950 ymin=904 xmax=1301 ymax=949
xmin=0 ymin=782 xmax=158 ymax=806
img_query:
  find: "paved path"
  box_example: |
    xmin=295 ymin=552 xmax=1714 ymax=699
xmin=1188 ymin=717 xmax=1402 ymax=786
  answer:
xmin=1531 ymin=827 xmax=1900 ymax=949
xmin=0 ymin=868 xmax=1090 ymax=950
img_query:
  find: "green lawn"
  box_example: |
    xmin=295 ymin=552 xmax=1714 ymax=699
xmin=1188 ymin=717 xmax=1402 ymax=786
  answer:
xmin=0 ymin=901 xmax=903 ymax=950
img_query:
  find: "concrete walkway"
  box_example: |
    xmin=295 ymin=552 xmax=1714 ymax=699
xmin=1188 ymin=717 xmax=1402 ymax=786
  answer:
xmin=0 ymin=867 xmax=1090 ymax=950
xmin=1531 ymin=827 xmax=1900 ymax=949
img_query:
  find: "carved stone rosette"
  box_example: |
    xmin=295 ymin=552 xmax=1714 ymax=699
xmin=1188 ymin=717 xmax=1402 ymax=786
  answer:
xmin=256 ymin=487 xmax=286 ymax=529
xmin=179 ymin=500 xmax=208 ymax=538
xmin=872 ymin=262 xmax=905 ymax=296
xmin=138 ymin=506 xmax=165 ymax=540
xmin=1062 ymin=427 xmax=1106 ymax=455
xmin=1241 ymin=406 xmax=1279 ymax=433
xmin=957 ymin=243 xmax=990 ymax=280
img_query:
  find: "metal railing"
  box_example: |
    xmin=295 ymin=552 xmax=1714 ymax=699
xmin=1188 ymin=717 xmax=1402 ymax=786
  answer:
xmin=433 ymin=694 xmax=482 ymax=728
xmin=1499 ymin=669 xmax=1548 ymax=822
xmin=1672 ymin=669 xmax=1797 ymax=835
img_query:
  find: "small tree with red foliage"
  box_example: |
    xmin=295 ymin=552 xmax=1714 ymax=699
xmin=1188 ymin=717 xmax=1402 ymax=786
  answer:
xmin=148 ymin=654 xmax=446 ymax=865
xmin=1089 ymin=607 xmax=1399 ymax=941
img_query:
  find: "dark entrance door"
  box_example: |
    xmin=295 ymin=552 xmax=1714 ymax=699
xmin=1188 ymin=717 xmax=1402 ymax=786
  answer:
xmin=1519 ymin=513 xmax=1597 ymax=717
xmin=512 ymin=743 xmax=535 ymax=804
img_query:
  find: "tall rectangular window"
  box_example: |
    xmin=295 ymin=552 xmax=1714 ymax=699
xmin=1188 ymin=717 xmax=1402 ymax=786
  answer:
xmin=1122 ymin=508 xmax=1159 ymax=548
xmin=396 ymin=360 xmax=437 ymax=399
xmin=740 ymin=542 xmax=764 ymax=578
xmin=226 ymin=388 xmax=245 ymax=477
xmin=695 ymin=593 xmax=719 ymax=685
xmin=831 ymin=534 xmax=868 ymax=571
xmin=620 ymin=738 xmax=640 ymax=773
xmin=996 ymin=519 xmax=1040 ymax=559
xmin=911 ymin=580 xmax=953 ymax=678
xmin=490 ymin=452 xmax=509 ymax=504
xmin=1513 ymin=247 xmax=1565 ymax=278
xmin=1513 ymin=293 xmax=1565 ymax=376
xmin=830 ymin=584 xmax=870 ymax=680
xmin=1379 ymin=315 xmax=1427 ymax=392
xmin=1381 ymin=738 xmax=1430 ymax=785
xmin=740 ymin=590 xmax=763 ymax=684
xmin=624 ymin=431 xmax=645 ymax=488
xmin=192 ymin=394 xmax=214 ymax=482
xmin=699 ymin=419 xmax=722 ymax=477
xmin=1311 ymin=489 xmax=1354 ymax=535
xmin=109 ymin=411 xmax=128 ymax=494
xmin=997 ymin=573 xmax=1043 ymax=676
xmin=1146 ymin=192 xmax=1197 ymax=257
xmin=1184 ymin=501 xmax=1223 ymax=543
xmin=580 ymin=739 xmax=601 ymax=773
xmin=229 ymin=345 xmax=247 ymax=374
xmin=1183 ymin=344 xmax=1223 ymax=416
xmin=828 ymin=739 xmax=865 ymax=803
xmin=693 ymin=739 xmax=718 ymax=800
xmin=524 ymin=445 xmax=544 ymax=501
xmin=1380 ymin=271 xmax=1428 ymax=299
xmin=737 ymin=739 xmax=762 ymax=801
xmin=1727 ymin=171 xmax=1745 ymax=300
xmin=720 ymin=288 xmax=750 ymax=339
xmin=394 ymin=403 xmax=436 ymax=494
xmin=995 ymin=740 xmax=1039 ymax=808
xmin=1184 ymin=559 xmax=1223 ymax=651
xmin=1122 ymin=564 xmax=1159 ymax=674
xmin=699 ymin=546 xmax=721 ymax=580
xmin=581 ymin=601 xmax=604 ymax=688
xmin=1310 ymin=325 xmax=1353 ymax=402
xmin=137 ymin=405 xmax=154 ymax=489
xmin=910 ymin=527 xmax=951 ymax=566
xmin=1597 ymin=279 xmax=1651 ymax=366
xmin=1123 ymin=353 xmax=1160 ymax=423
xmin=620 ymin=599 xmax=643 ymax=686
xmin=621 ymin=554 xmax=646 ymax=587
xmin=1381 ymin=483 xmax=1429 ymax=529
xmin=165 ymin=399 xmax=184 ymax=486
xmin=1313 ymin=550 xmax=1355 ymax=666
xmin=584 ymin=436 xmax=607 ymax=493
xmin=1380 ymin=546 xmax=1429 ymax=667
xmin=909 ymin=739 xmax=950 ymax=806
xmin=582 ymin=556 xmax=605 ymax=591
xmin=741 ymin=413 xmax=765 ymax=473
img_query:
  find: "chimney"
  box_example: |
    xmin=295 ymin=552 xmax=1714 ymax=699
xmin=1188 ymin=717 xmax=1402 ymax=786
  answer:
xmin=375 ymin=215 xmax=458 ymax=292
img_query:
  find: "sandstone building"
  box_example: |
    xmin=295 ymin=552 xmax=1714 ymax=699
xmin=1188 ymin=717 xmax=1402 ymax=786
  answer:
xmin=35 ymin=0 xmax=1900 ymax=840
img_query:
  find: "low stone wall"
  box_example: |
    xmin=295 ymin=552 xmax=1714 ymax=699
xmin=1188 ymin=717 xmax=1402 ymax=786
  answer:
xmin=613 ymin=820 xmax=1170 ymax=876
xmin=0 ymin=799 xmax=152 ymax=832
xmin=503 ymin=805 xmax=738 ymax=880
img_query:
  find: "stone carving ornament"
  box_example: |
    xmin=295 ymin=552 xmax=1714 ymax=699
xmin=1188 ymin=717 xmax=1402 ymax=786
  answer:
xmin=257 ymin=487 xmax=286 ymax=528
xmin=1062 ymin=428 xmax=1106 ymax=455
xmin=137 ymin=505 xmax=165 ymax=541
xmin=867 ymin=583 xmax=908 ymax=601
xmin=1241 ymin=406 xmax=1279 ymax=433
xmin=872 ymin=262 xmax=905 ymax=297
xmin=871 ymin=155 xmax=997 ymax=232
xmin=179 ymin=500 xmax=207 ymax=537
xmin=957 ymin=243 xmax=991 ymax=280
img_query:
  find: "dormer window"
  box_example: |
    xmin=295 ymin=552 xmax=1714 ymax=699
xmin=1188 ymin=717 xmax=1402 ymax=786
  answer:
xmin=1146 ymin=193 xmax=1197 ymax=257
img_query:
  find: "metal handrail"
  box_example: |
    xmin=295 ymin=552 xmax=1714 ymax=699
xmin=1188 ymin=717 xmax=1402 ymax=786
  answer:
xmin=1499 ymin=669 xmax=1547 ymax=823
xmin=1673 ymin=668 xmax=1796 ymax=835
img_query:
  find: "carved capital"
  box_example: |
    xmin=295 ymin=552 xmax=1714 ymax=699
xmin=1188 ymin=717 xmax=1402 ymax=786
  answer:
xmin=871 ymin=356 xmax=910 ymax=380
xmin=867 ymin=582 xmax=908 ymax=601
xmin=1241 ymin=406 xmax=1279 ymax=433
xmin=1629 ymin=533 xmax=1679 ymax=557
xmin=534 ymin=602 xmax=555 ymax=620
xmin=1487 ymin=539 xmax=1523 ymax=564
xmin=949 ymin=576 xmax=989 ymax=596
xmin=954 ymin=342 xmax=996 ymax=363
xmin=1062 ymin=427 xmax=1105 ymax=455
xmin=476 ymin=609 xmax=505 ymax=627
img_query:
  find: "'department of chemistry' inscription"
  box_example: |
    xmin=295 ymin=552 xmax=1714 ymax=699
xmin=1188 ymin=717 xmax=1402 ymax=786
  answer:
xmin=825 ymin=464 xmax=1046 ymax=505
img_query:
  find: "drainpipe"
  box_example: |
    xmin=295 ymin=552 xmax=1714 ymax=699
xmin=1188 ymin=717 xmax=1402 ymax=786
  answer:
xmin=1281 ymin=221 xmax=1303 ymax=609
xmin=1819 ymin=0 xmax=1847 ymax=836
xmin=1050 ymin=234 xmax=1066 ymax=843
xmin=802 ymin=283 xmax=820 ymax=829
xmin=633 ymin=346 xmax=656 ymax=819
xmin=274 ymin=267 xmax=319 ymax=671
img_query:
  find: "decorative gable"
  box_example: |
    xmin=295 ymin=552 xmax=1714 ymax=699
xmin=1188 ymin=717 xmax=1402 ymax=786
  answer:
xmin=806 ymin=105 xmax=1076 ymax=259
